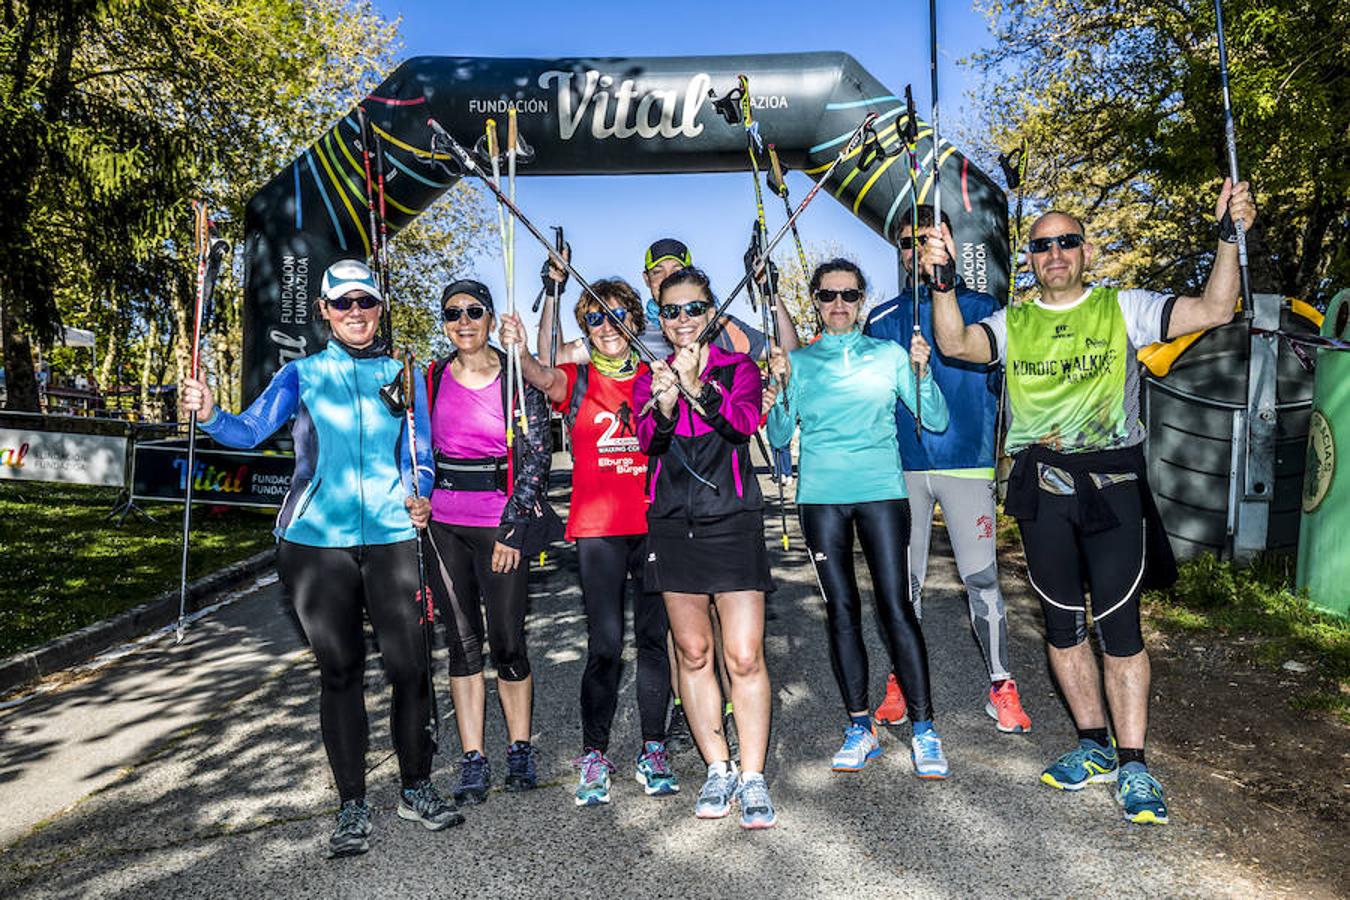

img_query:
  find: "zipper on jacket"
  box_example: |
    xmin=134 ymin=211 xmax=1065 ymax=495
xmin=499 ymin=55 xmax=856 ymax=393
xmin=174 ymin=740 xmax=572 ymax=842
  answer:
xmin=295 ymin=477 xmax=322 ymax=520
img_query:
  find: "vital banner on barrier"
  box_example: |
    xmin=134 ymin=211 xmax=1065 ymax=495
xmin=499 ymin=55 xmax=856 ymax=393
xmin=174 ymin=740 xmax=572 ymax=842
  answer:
xmin=0 ymin=427 xmax=127 ymax=486
xmin=131 ymin=441 xmax=294 ymax=508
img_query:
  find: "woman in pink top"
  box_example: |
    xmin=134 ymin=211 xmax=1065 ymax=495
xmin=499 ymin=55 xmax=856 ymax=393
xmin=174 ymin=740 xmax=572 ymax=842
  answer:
xmin=423 ymin=279 xmax=552 ymax=805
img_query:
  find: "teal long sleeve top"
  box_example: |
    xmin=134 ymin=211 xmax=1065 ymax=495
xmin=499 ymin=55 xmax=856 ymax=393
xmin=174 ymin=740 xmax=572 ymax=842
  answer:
xmin=767 ymin=329 xmax=948 ymax=505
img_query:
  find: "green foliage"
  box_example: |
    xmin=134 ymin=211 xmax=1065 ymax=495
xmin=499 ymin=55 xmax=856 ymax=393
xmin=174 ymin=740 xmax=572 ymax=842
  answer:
xmin=967 ymin=0 xmax=1349 ymax=303
xmin=0 ymin=481 xmax=276 ymax=656
xmin=1144 ymin=554 xmax=1350 ymax=722
xmin=0 ymin=0 xmax=492 ymax=412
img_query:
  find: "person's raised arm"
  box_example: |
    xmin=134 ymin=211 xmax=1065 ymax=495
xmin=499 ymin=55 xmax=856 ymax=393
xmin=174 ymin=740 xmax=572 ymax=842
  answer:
xmin=920 ymin=224 xmax=994 ymax=364
xmin=181 ymin=364 xmax=300 ymax=448
xmin=500 ymin=311 xmax=568 ymax=405
xmin=1165 ymin=179 xmax=1257 ymax=338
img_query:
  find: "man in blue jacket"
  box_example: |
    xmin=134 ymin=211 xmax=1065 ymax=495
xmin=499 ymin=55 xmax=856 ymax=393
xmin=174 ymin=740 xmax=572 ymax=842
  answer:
xmin=863 ymin=207 xmax=1032 ymax=734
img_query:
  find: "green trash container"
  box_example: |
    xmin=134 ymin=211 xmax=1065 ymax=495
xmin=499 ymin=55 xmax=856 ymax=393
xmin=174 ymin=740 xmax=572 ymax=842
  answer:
xmin=1297 ymin=288 xmax=1350 ymax=618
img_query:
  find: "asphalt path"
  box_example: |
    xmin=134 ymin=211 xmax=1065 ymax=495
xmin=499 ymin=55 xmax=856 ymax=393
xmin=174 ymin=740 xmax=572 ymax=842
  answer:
xmin=0 ymin=471 xmax=1285 ymax=899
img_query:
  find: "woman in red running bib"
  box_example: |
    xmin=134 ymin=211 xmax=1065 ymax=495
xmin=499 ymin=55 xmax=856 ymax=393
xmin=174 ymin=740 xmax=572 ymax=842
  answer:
xmin=499 ymin=278 xmax=678 ymax=807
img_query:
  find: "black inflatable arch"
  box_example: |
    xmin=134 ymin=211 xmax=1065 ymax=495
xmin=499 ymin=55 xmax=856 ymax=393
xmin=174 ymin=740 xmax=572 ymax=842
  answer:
xmin=243 ymin=51 xmax=1008 ymax=401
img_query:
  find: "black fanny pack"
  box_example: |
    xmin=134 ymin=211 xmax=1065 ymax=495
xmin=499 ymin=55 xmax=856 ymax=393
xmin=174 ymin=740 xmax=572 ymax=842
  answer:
xmin=434 ymin=453 xmax=509 ymax=493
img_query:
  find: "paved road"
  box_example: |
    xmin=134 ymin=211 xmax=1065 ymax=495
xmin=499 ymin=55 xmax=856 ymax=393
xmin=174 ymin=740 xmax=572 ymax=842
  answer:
xmin=0 ymin=475 xmax=1300 ymax=899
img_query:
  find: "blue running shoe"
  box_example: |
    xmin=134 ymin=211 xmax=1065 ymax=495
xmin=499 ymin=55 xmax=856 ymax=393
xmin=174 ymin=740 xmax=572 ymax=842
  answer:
xmin=910 ymin=730 xmax=950 ymax=779
xmin=505 ymin=741 xmax=538 ymax=792
xmin=573 ymin=750 xmax=614 ymax=807
xmin=1041 ymin=740 xmax=1118 ymax=791
xmin=635 ymin=741 xmax=680 ymax=796
xmin=736 ymin=774 xmax=778 ymax=830
xmin=832 ymin=724 xmax=882 ymax=772
xmin=694 ymin=764 xmax=739 ymax=819
xmin=1117 ymin=764 xmax=1169 ymax=825
xmin=453 ymin=751 xmax=491 ymax=806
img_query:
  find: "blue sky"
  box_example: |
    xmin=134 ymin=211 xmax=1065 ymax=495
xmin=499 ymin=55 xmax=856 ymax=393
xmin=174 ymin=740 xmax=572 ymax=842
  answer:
xmin=372 ymin=0 xmax=1002 ymax=343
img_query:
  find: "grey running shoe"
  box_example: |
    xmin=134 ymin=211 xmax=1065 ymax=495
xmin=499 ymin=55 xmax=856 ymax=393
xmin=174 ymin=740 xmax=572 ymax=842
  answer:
xmin=328 ymin=799 xmax=372 ymax=858
xmin=398 ymin=780 xmax=465 ymax=831
xmin=666 ymin=703 xmax=694 ymax=755
xmin=694 ymin=764 xmax=739 ymax=819
xmin=736 ymin=774 xmax=778 ymax=830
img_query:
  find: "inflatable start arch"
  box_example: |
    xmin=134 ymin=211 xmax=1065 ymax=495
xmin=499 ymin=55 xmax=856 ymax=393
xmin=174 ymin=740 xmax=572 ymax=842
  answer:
xmin=243 ymin=52 xmax=1009 ymax=401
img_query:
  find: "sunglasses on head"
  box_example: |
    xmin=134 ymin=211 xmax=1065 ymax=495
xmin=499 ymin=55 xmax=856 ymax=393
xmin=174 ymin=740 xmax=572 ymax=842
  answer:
xmin=814 ymin=288 xmax=864 ymax=304
xmin=658 ymin=299 xmax=713 ymax=320
xmin=327 ymin=294 xmax=382 ymax=311
xmin=583 ymin=307 xmax=629 ymax=328
xmin=442 ymin=305 xmax=489 ymax=322
xmin=1028 ymin=233 xmax=1085 ymax=254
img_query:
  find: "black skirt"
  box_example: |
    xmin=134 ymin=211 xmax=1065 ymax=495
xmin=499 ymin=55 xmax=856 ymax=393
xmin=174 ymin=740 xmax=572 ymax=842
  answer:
xmin=644 ymin=511 xmax=775 ymax=595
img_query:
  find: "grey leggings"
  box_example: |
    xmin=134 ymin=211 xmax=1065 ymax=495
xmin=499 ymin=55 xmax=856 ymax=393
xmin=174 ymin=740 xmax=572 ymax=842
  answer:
xmin=904 ymin=471 xmax=1012 ymax=681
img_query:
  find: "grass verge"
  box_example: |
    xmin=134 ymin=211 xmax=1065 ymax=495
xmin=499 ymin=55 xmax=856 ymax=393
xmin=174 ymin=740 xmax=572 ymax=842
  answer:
xmin=0 ymin=482 xmax=276 ymax=657
xmin=1144 ymin=554 xmax=1350 ymax=724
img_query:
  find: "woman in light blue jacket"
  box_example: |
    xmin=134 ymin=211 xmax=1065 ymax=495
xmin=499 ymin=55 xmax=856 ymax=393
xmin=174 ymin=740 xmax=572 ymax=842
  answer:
xmin=767 ymin=258 xmax=951 ymax=779
xmin=181 ymin=260 xmax=460 ymax=857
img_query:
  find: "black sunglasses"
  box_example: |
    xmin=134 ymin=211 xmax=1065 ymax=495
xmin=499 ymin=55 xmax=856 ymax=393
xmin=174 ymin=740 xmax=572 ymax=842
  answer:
xmin=443 ymin=305 xmax=489 ymax=322
xmin=1028 ymin=233 xmax=1085 ymax=254
xmin=327 ymin=294 xmax=382 ymax=311
xmin=583 ymin=307 xmax=628 ymax=328
xmin=814 ymin=288 xmax=864 ymax=304
xmin=658 ymin=300 xmax=713 ymax=320
xmin=897 ymin=235 xmax=934 ymax=251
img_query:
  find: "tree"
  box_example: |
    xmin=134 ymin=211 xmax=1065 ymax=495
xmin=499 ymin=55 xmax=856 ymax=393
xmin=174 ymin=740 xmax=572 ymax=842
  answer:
xmin=0 ymin=0 xmax=318 ymax=411
xmin=0 ymin=1 xmax=492 ymax=413
xmin=967 ymin=0 xmax=1349 ymax=303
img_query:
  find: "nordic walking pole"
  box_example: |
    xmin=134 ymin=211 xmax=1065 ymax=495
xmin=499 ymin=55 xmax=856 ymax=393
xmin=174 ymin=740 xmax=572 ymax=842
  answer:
xmin=736 ymin=76 xmax=787 ymax=401
xmin=427 ymin=118 xmax=709 ymax=414
xmin=400 ymin=351 xmax=440 ymax=753
xmin=176 ymin=204 xmax=228 ymax=643
xmin=356 ymin=107 xmax=392 ymax=346
xmin=1214 ymin=0 xmax=1253 ymax=314
xmin=373 ymin=132 xmax=392 ymax=314
xmin=903 ymin=85 xmax=924 ymax=442
xmin=766 ymin=144 xmax=811 ymax=282
xmin=925 ymin=0 xmax=959 ymax=436
xmin=507 ymin=108 xmax=529 ymax=435
xmin=176 ymin=202 xmax=210 ymax=643
xmin=484 ymin=119 xmax=517 ymax=449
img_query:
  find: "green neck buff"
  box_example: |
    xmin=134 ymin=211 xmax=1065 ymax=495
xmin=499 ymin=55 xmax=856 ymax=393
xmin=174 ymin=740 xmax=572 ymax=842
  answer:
xmin=590 ymin=346 xmax=640 ymax=379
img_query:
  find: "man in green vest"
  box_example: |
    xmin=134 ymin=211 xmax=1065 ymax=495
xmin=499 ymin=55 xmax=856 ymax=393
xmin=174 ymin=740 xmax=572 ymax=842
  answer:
xmin=925 ymin=179 xmax=1256 ymax=825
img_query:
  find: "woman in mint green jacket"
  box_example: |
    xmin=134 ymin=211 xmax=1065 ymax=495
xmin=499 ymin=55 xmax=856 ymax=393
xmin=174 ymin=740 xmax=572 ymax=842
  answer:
xmin=767 ymin=258 xmax=952 ymax=779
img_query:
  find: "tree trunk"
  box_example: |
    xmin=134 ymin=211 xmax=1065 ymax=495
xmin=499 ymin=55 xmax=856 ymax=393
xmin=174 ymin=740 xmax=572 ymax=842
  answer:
xmin=1 ymin=296 xmax=41 ymax=412
xmin=139 ymin=320 xmax=158 ymax=421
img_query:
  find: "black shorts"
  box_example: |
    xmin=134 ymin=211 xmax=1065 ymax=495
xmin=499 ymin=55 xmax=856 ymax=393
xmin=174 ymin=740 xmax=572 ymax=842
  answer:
xmin=644 ymin=511 xmax=774 ymax=595
xmin=1017 ymin=481 xmax=1146 ymax=657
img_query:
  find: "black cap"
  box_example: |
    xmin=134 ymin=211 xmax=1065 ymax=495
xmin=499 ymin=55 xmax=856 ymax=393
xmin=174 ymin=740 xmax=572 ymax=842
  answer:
xmin=440 ymin=279 xmax=495 ymax=313
xmin=644 ymin=238 xmax=692 ymax=271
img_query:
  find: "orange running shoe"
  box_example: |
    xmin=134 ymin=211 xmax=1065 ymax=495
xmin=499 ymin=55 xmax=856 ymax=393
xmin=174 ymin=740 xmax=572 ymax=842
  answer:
xmin=875 ymin=673 xmax=908 ymax=725
xmin=986 ymin=679 xmax=1032 ymax=733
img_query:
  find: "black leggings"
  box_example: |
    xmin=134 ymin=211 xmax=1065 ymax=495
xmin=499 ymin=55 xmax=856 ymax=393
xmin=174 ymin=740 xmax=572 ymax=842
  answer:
xmin=1018 ymin=481 xmax=1146 ymax=657
xmin=799 ymin=499 xmax=934 ymax=722
xmin=577 ymin=535 xmax=670 ymax=752
xmin=276 ymin=539 xmax=432 ymax=804
xmin=424 ymin=521 xmax=531 ymax=681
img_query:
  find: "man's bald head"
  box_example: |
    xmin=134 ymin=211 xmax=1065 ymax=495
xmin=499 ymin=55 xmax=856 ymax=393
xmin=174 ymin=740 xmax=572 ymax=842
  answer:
xmin=1029 ymin=210 xmax=1086 ymax=240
